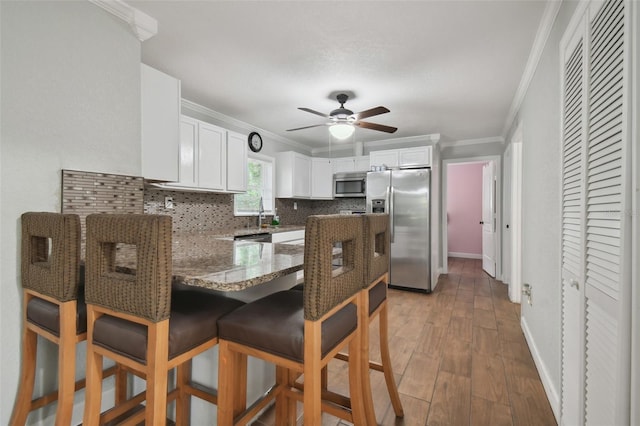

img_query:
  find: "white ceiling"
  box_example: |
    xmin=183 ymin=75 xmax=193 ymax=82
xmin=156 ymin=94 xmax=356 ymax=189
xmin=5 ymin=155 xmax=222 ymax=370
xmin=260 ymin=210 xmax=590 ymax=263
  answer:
xmin=129 ymin=1 xmax=548 ymax=150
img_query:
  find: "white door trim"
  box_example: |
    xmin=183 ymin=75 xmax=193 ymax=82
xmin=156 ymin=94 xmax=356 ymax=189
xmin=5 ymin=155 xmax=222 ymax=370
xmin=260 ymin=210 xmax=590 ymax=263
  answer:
xmin=509 ymin=123 xmax=523 ymax=303
xmin=442 ymin=155 xmax=502 ymax=277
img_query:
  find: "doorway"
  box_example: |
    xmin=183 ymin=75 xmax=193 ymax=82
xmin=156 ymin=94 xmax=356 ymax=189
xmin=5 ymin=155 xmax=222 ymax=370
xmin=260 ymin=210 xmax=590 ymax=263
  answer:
xmin=441 ymin=155 xmax=501 ymax=277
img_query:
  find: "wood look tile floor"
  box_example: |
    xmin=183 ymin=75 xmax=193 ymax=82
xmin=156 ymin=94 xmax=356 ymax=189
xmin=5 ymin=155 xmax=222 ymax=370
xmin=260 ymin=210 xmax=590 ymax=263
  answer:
xmin=253 ymin=258 xmax=557 ymax=426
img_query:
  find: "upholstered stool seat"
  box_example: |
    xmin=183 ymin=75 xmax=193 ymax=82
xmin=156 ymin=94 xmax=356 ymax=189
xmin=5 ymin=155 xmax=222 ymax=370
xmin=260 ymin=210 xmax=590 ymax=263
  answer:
xmin=26 ymin=294 xmax=88 ymax=336
xmin=93 ymin=291 xmax=243 ymax=364
xmin=219 ymin=290 xmax=356 ymax=363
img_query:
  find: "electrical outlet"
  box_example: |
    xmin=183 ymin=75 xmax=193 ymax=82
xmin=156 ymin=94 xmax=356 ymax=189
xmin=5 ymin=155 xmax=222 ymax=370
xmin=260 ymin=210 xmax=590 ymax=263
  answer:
xmin=293 ymin=202 xmax=297 ymax=210
xmin=164 ymin=196 xmax=174 ymax=209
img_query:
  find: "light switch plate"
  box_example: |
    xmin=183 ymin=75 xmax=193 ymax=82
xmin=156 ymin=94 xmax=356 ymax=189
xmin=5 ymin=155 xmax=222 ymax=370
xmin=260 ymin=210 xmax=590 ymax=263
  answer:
xmin=164 ymin=196 xmax=174 ymax=209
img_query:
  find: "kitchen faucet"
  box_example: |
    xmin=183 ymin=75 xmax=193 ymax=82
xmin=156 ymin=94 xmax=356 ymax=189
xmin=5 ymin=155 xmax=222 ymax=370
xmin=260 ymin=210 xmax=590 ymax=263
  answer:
xmin=257 ymin=196 xmax=265 ymax=228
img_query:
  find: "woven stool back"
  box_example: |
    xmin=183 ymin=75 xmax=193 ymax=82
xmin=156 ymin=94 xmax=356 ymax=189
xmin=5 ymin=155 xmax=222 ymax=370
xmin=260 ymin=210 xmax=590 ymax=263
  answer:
xmin=21 ymin=212 xmax=81 ymax=302
xmin=85 ymin=214 xmax=172 ymax=322
xmin=363 ymin=213 xmax=390 ymax=285
xmin=303 ymin=214 xmax=364 ymax=321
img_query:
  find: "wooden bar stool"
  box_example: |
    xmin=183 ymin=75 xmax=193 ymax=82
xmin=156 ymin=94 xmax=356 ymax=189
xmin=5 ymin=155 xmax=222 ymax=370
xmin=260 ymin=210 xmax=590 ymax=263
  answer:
xmin=293 ymin=214 xmax=404 ymax=422
xmin=360 ymin=213 xmax=403 ymax=419
xmin=11 ymin=212 xmax=119 ymax=425
xmin=217 ymin=214 xmax=369 ymax=425
xmin=82 ymin=213 xmax=244 ymax=425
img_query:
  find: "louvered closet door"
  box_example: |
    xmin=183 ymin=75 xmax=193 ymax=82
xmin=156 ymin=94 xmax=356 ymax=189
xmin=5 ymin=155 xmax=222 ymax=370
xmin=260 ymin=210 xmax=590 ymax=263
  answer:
xmin=559 ymin=0 xmax=632 ymax=424
xmin=560 ymin=22 xmax=586 ymax=426
xmin=584 ymin=0 xmax=630 ymax=423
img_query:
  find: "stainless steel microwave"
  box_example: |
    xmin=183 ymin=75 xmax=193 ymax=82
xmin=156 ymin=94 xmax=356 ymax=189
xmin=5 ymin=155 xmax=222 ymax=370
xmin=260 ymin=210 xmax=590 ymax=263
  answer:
xmin=333 ymin=172 xmax=366 ymax=198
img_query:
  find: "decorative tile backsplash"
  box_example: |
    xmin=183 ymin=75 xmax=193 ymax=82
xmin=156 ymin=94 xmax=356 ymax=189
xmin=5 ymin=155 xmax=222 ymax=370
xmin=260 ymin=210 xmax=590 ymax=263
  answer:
xmin=61 ymin=169 xmax=144 ymax=253
xmin=60 ymin=169 xmax=366 ymax=236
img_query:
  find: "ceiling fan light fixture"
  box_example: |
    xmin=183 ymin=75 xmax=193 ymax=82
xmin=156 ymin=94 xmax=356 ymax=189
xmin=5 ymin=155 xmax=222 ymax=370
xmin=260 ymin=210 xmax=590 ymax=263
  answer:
xmin=329 ymin=123 xmax=354 ymax=140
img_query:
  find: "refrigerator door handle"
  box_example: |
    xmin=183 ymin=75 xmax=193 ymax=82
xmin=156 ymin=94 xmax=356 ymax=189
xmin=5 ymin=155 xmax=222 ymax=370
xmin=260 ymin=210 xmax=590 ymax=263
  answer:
xmin=389 ymin=186 xmax=395 ymax=242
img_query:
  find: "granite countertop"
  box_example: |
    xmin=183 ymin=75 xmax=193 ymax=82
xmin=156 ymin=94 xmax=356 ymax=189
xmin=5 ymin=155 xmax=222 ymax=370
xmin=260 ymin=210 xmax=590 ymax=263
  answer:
xmin=227 ymin=224 xmax=305 ymax=238
xmin=169 ymin=231 xmax=305 ymax=291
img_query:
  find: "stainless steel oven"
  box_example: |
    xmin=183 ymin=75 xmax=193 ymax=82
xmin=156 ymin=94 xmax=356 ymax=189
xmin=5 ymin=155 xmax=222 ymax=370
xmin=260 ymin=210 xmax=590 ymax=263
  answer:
xmin=333 ymin=172 xmax=366 ymax=198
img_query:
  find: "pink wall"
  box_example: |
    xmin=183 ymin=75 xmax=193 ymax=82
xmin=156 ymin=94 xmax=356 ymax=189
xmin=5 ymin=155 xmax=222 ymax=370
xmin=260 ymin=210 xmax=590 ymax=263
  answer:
xmin=447 ymin=162 xmax=484 ymax=257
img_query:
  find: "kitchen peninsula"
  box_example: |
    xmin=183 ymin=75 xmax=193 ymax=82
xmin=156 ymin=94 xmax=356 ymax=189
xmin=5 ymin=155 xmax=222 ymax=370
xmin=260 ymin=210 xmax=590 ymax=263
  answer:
xmin=170 ymin=227 xmax=305 ymax=296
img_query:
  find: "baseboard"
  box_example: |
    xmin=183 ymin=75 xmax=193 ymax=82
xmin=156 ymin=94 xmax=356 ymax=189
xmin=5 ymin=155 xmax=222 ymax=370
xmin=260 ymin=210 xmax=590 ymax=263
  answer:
xmin=521 ymin=316 xmax=561 ymax=422
xmin=447 ymin=252 xmax=482 ymax=259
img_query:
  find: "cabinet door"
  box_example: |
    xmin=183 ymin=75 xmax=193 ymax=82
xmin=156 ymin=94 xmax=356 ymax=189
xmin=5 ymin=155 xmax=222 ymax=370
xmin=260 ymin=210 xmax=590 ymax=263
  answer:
xmin=227 ymin=130 xmax=247 ymax=192
xmin=198 ymin=122 xmax=226 ymax=190
xmin=178 ymin=117 xmax=198 ymax=187
xmin=399 ymin=147 xmax=431 ymax=168
xmin=370 ymin=150 xmax=399 ymax=168
xmin=141 ymin=64 xmax=180 ymax=182
xmin=311 ymin=158 xmax=333 ymax=199
xmin=293 ymin=154 xmax=311 ymax=198
xmin=354 ymin=156 xmax=370 ymax=172
xmin=332 ymin=157 xmax=355 ymax=173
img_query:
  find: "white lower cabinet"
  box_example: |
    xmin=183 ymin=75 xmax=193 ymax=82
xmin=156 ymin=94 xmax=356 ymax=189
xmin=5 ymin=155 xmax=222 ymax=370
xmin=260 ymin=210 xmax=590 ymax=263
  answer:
xmin=271 ymin=229 xmax=305 ymax=243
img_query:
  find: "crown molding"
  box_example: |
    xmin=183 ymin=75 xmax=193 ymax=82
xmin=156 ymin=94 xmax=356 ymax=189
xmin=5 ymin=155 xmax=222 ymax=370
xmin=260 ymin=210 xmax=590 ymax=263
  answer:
xmin=89 ymin=0 xmax=157 ymax=41
xmin=311 ymin=133 xmax=441 ymax=155
xmin=440 ymin=136 xmax=505 ymax=148
xmin=181 ymin=99 xmax=312 ymax=154
xmin=502 ymin=0 xmax=562 ymax=137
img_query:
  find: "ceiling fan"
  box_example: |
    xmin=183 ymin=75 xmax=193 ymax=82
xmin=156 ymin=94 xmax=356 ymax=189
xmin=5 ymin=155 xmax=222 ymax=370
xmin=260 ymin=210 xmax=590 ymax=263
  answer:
xmin=286 ymin=93 xmax=397 ymax=139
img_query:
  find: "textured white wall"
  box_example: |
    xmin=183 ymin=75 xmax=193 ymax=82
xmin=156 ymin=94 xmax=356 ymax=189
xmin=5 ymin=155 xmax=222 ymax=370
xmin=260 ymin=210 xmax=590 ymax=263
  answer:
xmin=504 ymin=1 xmax=578 ymax=417
xmin=0 ymin=2 xmax=141 ymax=424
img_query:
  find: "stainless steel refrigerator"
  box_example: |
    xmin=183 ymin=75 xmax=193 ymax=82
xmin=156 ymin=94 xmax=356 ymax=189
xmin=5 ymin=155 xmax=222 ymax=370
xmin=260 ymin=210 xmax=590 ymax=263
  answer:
xmin=366 ymin=168 xmax=431 ymax=292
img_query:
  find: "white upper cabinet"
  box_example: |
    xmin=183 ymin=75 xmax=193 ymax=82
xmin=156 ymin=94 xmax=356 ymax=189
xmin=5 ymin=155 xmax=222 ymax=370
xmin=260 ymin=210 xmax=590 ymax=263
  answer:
xmin=369 ymin=150 xmax=399 ymax=169
xmin=399 ymin=146 xmax=432 ymax=168
xmin=162 ymin=116 xmax=247 ymax=193
xmin=197 ymin=121 xmax=226 ymax=191
xmin=370 ymin=146 xmax=432 ymax=169
xmin=276 ymin=151 xmax=311 ymax=198
xmin=276 ymin=152 xmax=333 ymax=199
xmin=311 ymin=158 xmax=333 ymax=199
xmin=354 ymin=156 xmax=371 ymax=172
xmin=226 ymin=130 xmax=248 ymax=192
xmin=332 ymin=156 xmax=370 ymax=173
xmin=141 ymin=64 xmax=180 ymax=182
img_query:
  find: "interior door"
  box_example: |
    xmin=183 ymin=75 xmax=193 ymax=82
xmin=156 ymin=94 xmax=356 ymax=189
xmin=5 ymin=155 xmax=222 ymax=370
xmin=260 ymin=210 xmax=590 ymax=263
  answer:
xmin=503 ymin=144 xmax=512 ymax=284
xmin=560 ymin=18 xmax=586 ymax=425
xmin=482 ymin=161 xmax=497 ymax=277
xmin=559 ymin=0 xmax=632 ymax=424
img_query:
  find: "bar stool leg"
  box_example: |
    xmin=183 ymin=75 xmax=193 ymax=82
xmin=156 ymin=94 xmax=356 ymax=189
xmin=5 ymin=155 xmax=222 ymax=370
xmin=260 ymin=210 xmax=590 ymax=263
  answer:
xmin=379 ymin=304 xmax=404 ymax=417
xmin=360 ymin=290 xmax=377 ymax=425
xmin=217 ymin=340 xmax=237 ymax=426
xmin=146 ymin=320 xmax=169 ymax=424
xmin=84 ymin=308 xmax=104 ymax=426
xmin=55 ymin=302 xmax=77 ymax=426
xmin=10 ymin=325 xmax=37 ymax=425
xmin=176 ymin=360 xmax=192 ymax=425
xmin=275 ymin=367 xmax=296 ymax=426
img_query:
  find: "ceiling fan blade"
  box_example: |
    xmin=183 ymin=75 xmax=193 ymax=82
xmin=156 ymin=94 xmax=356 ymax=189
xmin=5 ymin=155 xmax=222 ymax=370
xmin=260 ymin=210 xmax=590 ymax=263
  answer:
xmin=298 ymin=107 xmax=329 ymax=118
xmin=354 ymin=121 xmax=398 ymax=133
xmin=286 ymin=123 xmax=328 ymax=132
xmin=351 ymin=106 xmax=390 ymax=120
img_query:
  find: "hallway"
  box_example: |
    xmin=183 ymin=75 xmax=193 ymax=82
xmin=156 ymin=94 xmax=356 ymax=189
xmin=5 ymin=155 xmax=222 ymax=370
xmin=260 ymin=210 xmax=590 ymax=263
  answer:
xmin=255 ymin=258 xmax=556 ymax=425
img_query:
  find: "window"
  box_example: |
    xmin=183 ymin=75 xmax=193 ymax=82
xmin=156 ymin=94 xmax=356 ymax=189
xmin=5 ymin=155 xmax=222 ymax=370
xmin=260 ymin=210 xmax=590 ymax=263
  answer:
xmin=234 ymin=154 xmax=275 ymax=216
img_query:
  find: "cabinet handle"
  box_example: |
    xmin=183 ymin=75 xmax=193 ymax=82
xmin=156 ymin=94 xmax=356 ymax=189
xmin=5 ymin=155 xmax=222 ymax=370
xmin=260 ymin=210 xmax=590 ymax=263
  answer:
xmin=570 ymin=279 xmax=579 ymax=290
